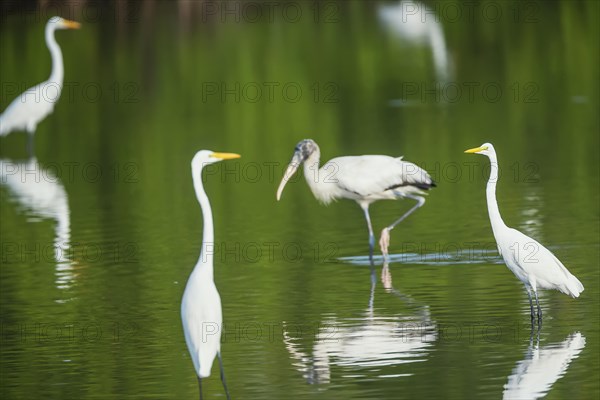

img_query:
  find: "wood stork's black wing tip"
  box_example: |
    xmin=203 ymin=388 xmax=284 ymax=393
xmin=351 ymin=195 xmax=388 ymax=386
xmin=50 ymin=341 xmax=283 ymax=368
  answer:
xmin=415 ymin=179 xmax=437 ymax=190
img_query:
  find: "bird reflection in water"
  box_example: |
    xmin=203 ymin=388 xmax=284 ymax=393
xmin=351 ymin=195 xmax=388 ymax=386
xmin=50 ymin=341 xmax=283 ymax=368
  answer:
xmin=283 ymin=264 xmax=436 ymax=384
xmin=503 ymin=331 xmax=586 ymax=399
xmin=0 ymin=158 xmax=75 ymax=294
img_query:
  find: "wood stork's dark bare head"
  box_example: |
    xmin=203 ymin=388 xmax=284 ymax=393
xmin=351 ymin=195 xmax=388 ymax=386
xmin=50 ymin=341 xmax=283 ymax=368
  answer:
xmin=276 ymin=139 xmax=320 ymax=201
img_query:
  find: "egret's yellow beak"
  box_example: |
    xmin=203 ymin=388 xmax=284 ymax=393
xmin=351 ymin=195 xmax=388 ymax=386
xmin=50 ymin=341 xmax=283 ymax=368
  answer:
xmin=464 ymin=146 xmax=488 ymax=154
xmin=63 ymin=20 xmax=81 ymax=29
xmin=210 ymin=152 xmax=241 ymax=160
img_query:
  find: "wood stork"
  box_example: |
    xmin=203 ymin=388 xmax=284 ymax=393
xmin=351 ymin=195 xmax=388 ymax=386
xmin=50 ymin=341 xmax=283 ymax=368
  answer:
xmin=276 ymin=139 xmax=436 ymax=264
xmin=0 ymin=17 xmax=81 ymax=154
xmin=465 ymin=143 xmax=584 ymax=324
xmin=181 ymin=150 xmax=240 ymax=400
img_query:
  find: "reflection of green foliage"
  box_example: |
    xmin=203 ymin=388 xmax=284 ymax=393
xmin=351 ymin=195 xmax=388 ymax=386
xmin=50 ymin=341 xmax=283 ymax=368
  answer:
xmin=0 ymin=1 xmax=598 ymax=399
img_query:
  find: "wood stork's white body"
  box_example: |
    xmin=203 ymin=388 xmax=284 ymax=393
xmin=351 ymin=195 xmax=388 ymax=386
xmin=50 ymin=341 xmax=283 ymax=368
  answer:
xmin=465 ymin=143 xmax=584 ymax=323
xmin=303 ymin=154 xmax=433 ymax=206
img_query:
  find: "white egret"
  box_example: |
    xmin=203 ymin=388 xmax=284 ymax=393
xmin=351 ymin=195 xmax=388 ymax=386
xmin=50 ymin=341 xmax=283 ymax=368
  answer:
xmin=181 ymin=150 xmax=240 ymax=400
xmin=0 ymin=16 xmax=81 ymax=153
xmin=276 ymin=139 xmax=435 ymax=264
xmin=465 ymin=143 xmax=584 ymax=324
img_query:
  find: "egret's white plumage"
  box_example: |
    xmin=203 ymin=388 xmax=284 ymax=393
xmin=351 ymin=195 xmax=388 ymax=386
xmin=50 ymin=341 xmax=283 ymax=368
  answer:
xmin=181 ymin=150 xmax=239 ymax=400
xmin=0 ymin=17 xmax=80 ymax=151
xmin=277 ymin=139 xmax=435 ymax=263
xmin=465 ymin=143 xmax=584 ymax=323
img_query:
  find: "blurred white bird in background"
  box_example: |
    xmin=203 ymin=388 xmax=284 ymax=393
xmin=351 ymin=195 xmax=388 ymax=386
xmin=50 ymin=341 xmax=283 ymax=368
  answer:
xmin=277 ymin=139 xmax=435 ymax=266
xmin=0 ymin=16 xmax=81 ymax=154
xmin=181 ymin=150 xmax=240 ymax=400
xmin=465 ymin=143 xmax=584 ymax=325
xmin=378 ymin=0 xmax=451 ymax=82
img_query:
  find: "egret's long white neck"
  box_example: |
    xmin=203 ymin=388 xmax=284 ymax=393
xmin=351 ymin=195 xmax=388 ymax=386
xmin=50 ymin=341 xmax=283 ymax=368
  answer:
xmin=46 ymin=24 xmax=64 ymax=86
xmin=485 ymin=151 xmax=507 ymax=234
xmin=192 ymin=162 xmax=214 ymax=277
xmin=302 ymin=149 xmax=329 ymax=203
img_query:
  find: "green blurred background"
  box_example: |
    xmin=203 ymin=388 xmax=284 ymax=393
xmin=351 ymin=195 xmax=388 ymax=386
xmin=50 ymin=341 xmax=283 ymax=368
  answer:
xmin=1 ymin=1 xmax=598 ymax=399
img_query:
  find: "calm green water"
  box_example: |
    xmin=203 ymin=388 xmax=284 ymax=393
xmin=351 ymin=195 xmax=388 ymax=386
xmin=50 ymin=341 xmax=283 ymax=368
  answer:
xmin=1 ymin=1 xmax=599 ymax=399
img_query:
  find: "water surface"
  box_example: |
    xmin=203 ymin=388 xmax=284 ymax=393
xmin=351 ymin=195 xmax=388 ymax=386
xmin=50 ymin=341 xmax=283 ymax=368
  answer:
xmin=1 ymin=1 xmax=598 ymax=399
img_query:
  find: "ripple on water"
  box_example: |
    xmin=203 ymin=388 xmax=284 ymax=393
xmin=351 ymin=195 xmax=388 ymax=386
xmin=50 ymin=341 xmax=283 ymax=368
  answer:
xmin=338 ymin=249 xmax=504 ymax=266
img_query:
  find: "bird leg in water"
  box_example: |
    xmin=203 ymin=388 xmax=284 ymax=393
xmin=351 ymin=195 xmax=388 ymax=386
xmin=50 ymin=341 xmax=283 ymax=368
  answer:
xmin=197 ymin=376 xmax=203 ymax=400
xmin=379 ymin=229 xmax=391 ymax=262
xmin=361 ymin=204 xmax=376 ymax=267
xmin=381 ymin=261 xmax=392 ymax=290
xmin=534 ymin=290 xmax=543 ymax=325
xmin=526 ymin=287 xmax=535 ymax=324
xmin=379 ymin=195 xmax=426 ymax=262
xmin=217 ymin=352 xmax=231 ymax=400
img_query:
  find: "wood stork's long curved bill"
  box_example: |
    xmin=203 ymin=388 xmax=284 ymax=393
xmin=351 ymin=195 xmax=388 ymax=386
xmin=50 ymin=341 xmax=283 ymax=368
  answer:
xmin=276 ymin=151 xmax=303 ymax=201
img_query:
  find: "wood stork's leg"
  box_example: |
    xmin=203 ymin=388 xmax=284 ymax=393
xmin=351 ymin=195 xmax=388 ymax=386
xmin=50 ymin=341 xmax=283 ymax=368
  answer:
xmin=217 ymin=352 xmax=231 ymax=400
xmin=379 ymin=195 xmax=426 ymax=262
xmin=360 ymin=203 xmax=376 ymax=267
xmin=525 ymin=286 xmax=535 ymax=324
xmin=534 ymin=290 xmax=542 ymax=326
xmin=197 ymin=376 xmax=203 ymax=400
